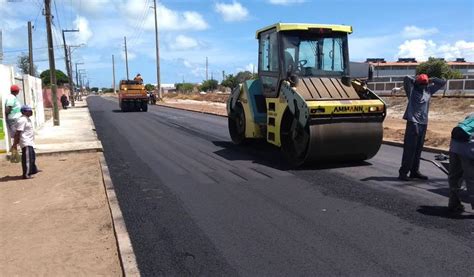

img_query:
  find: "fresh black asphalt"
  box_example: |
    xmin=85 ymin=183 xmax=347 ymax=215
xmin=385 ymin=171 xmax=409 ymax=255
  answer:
xmin=88 ymin=96 xmax=474 ymax=276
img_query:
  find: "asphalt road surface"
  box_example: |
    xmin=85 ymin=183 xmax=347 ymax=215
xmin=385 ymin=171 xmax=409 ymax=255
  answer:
xmin=88 ymin=96 xmax=473 ymax=276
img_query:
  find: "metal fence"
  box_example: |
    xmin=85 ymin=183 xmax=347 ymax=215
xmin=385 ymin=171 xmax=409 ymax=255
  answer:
xmin=367 ymin=79 xmax=474 ymax=96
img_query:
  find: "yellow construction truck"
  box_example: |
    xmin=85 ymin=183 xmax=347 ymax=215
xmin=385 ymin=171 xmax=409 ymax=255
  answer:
xmin=227 ymin=23 xmax=386 ymax=166
xmin=118 ymin=80 xmax=148 ymax=112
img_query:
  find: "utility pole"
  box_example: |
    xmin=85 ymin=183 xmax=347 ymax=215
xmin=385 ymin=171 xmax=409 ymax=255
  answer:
xmin=153 ymin=0 xmax=162 ymax=99
xmin=112 ymin=55 xmax=116 ymax=93
xmin=45 ymin=0 xmax=60 ymax=125
xmin=124 ymin=36 xmax=129 ymax=80
xmin=66 ymin=46 xmax=75 ymax=106
xmin=28 ymin=22 xmax=34 ymax=76
xmin=62 ymin=29 xmax=79 ymax=107
xmin=222 ymin=70 xmax=225 ymax=82
xmin=75 ymin=62 xmax=83 ymax=92
xmin=206 ymin=56 xmax=208 ymax=81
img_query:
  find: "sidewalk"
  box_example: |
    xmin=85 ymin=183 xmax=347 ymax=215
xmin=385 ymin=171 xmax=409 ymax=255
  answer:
xmin=35 ymin=100 xmax=103 ymax=155
xmin=0 ymin=98 xmax=122 ymax=276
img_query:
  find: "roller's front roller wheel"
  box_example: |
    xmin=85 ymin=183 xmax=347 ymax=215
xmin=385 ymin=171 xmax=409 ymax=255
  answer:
xmin=228 ymin=102 xmax=247 ymax=144
xmin=142 ymin=101 xmax=148 ymax=112
xmin=280 ymin=110 xmax=310 ymax=167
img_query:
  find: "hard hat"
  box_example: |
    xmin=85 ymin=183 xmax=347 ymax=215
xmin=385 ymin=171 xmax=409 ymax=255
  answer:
xmin=10 ymin=84 xmax=20 ymax=92
xmin=416 ymin=74 xmax=429 ymax=85
xmin=21 ymin=105 xmax=32 ymax=112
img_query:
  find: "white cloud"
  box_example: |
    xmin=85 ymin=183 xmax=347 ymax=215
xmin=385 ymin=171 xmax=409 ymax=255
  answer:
xmin=171 ymin=35 xmax=200 ymax=50
xmin=71 ymin=0 xmax=111 ymax=16
xmin=121 ymin=51 xmax=136 ymax=61
xmin=268 ymin=0 xmax=305 ymax=5
xmin=401 ymin=26 xmax=438 ymax=38
xmin=349 ymin=35 xmax=395 ymax=61
xmin=236 ymin=63 xmax=256 ymax=73
xmin=215 ymin=2 xmax=249 ymax=22
xmin=397 ymin=39 xmax=474 ymax=61
xmin=183 ymin=60 xmax=193 ymax=68
xmin=118 ymin=1 xmax=208 ymax=31
xmin=72 ymin=16 xmax=93 ymax=44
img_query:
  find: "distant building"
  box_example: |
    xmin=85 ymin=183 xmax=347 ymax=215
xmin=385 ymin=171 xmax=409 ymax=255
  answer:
xmin=366 ymin=57 xmax=474 ymax=82
xmin=159 ymin=83 xmax=176 ymax=94
xmin=363 ymin=58 xmax=474 ymax=93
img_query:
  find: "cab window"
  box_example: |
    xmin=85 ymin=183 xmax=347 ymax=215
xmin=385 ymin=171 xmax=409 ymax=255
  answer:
xmin=259 ymin=32 xmax=279 ymax=72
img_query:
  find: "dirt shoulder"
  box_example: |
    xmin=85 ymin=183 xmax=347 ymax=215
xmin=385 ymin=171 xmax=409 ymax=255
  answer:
xmin=0 ymin=152 xmax=122 ymax=276
xmin=159 ymin=94 xmax=473 ymax=150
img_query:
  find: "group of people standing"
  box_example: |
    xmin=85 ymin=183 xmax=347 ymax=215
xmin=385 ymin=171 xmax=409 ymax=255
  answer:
xmin=5 ymin=85 xmax=38 ymax=179
xmin=398 ymin=73 xmax=473 ymax=213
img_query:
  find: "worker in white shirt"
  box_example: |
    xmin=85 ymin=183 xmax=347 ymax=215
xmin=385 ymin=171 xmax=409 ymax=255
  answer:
xmin=11 ymin=105 xmax=39 ymax=179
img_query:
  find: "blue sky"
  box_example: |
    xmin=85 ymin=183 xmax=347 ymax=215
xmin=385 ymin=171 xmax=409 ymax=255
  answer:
xmin=1 ymin=0 xmax=473 ymax=88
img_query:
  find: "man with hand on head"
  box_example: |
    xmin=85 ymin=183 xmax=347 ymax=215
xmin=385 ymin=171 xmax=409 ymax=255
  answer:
xmin=5 ymin=85 xmax=22 ymax=139
xmin=11 ymin=105 xmax=39 ymax=179
xmin=398 ymin=74 xmax=446 ymax=181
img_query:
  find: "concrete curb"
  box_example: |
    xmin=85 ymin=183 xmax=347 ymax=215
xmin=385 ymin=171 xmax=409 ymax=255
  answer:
xmin=99 ymin=152 xmax=140 ymax=277
xmin=35 ymin=147 xmax=103 ymax=157
xmin=156 ymin=103 xmax=227 ymax=118
xmin=156 ymin=103 xmax=451 ymax=155
xmin=87 ymin=98 xmax=140 ymax=276
xmin=382 ymin=140 xmax=449 ymax=154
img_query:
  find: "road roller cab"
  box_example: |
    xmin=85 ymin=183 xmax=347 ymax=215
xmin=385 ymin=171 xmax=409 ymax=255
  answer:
xmin=227 ymin=23 xmax=386 ymax=166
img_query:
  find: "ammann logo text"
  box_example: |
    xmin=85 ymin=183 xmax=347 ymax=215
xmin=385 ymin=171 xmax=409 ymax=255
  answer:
xmin=334 ymin=106 xmax=364 ymax=113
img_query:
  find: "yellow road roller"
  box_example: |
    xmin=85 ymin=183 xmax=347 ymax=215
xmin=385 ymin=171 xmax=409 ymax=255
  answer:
xmin=226 ymin=23 xmax=386 ymax=166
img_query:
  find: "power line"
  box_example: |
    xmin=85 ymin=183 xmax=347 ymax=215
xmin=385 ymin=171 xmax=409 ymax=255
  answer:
xmin=128 ymin=0 xmax=151 ymax=46
xmin=2 ymin=45 xmax=64 ymax=53
xmin=53 ymin=0 xmax=62 ymax=31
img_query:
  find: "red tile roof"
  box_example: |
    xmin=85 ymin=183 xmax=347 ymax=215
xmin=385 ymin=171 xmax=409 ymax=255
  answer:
xmin=368 ymin=61 xmax=474 ymax=66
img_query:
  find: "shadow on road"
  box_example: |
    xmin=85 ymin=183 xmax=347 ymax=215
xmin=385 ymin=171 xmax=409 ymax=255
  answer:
xmin=417 ymin=205 xmax=474 ymax=219
xmin=428 ymin=187 xmax=471 ymax=203
xmin=360 ymin=176 xmax=447 ymax=183
xmin=0 ymin=175 xmax=25 ymax=182
xmin=212 ymin=140 xmax=373 ymax=171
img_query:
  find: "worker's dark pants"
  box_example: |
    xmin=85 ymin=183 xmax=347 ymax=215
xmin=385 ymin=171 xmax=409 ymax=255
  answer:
xmin=399 ymin=121 xmax=427 ymax=176
xmin=449 ymin=152 xmax=474 ymax=209
xmin=21 ymin=146 xmax=38 ymax=178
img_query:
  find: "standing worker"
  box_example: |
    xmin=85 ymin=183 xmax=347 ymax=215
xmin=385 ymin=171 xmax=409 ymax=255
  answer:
xmin=11 ymin=105 xmax=39 ymax=179
xmin=448 ymin=113 xmax=474 ymax=213
xmin=134 ymin=73 xmax=143 ymax=84
xmin=4 ymin=85 xmax=22 ymax=139
xmin=398 ymin=74 xmax=446 ymax=181
xmin=60 ymin=94 xmax=69 ymax=109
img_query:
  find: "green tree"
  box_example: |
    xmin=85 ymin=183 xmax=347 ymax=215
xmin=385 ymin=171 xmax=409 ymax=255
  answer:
xmin=221 ymin=74 xmax=239 ymax=89
xmin=16 ymin=54 xmax=37 ymax=76
xmin=91 ymin=87 xmax=99 ymax=92
xmin=175 ymin=82 xmax=195 ymax=93
xmin=416 ymin=57 xmax=463 ymax=79
xmin=200 ymin=79 xmax=218 ymax=92
xmin=235 ymin=71 xmax=257 ymax=83
xmin=145 ymin=83 xmax=155 ymax=91
xmin=39 ymin=69 xmax=69 ymax=86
